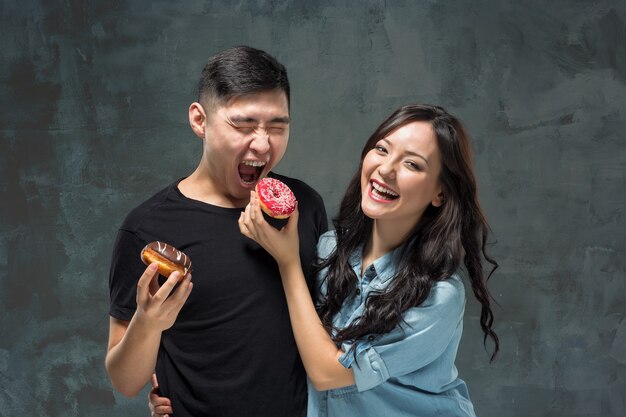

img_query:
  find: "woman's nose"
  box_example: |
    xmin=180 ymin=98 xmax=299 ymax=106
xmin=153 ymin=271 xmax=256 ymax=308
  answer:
xmin=377 ymin=161 xmax=396 ymax=180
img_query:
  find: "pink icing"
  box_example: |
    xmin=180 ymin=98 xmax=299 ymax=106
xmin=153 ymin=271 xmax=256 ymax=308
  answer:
xmin=256 ymin=178 xmax=297 ymax=216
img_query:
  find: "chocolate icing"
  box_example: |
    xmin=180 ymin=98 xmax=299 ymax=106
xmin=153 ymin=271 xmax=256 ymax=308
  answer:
xmin=144 ymin=241 xmax=193 ymax=274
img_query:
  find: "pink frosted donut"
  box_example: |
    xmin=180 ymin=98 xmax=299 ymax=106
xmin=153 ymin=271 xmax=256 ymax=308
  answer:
xmin=255 ymin=177 xmax=297 ymax=219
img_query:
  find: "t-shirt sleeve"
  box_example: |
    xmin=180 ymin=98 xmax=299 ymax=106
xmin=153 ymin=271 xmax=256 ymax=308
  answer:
xmin=109 ymin=228 xmax=147 ymax=321
xmin=338 ymin=278 xmax=466 ymax=392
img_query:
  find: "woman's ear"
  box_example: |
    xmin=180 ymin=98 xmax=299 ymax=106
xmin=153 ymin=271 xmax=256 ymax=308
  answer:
xmin=432 ymin=191 xmax=444 ymax=207
xmin=189 ymin=102 xmax=206 ymax=139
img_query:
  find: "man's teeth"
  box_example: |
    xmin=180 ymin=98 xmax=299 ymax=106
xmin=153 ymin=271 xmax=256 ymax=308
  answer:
xmin=371 ymin=181 xmax=398 ymax=198
xmin=241 ymin=161 xmax=266 ymax=167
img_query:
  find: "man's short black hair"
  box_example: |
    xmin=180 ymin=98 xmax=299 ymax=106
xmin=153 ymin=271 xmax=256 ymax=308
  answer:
xmin=198 ymin=46 xmax=290 ymax=111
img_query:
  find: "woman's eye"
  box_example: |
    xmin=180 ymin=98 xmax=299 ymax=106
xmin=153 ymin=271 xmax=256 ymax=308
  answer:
xmin=406 ymin=161 xmax=421 ymax=171
xmin=374 ymin=145 xmax=387 ymax=153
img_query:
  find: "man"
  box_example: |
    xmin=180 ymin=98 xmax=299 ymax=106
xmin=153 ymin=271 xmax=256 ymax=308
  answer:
xmin=106 ymin=46 xmax=327 ymax=417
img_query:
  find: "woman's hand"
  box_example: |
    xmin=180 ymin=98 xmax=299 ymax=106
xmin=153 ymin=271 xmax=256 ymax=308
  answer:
xmin=238 ymin=190 xmax=301 ymax=268
xmin=148 ymin=374 xmax=173 ymax=417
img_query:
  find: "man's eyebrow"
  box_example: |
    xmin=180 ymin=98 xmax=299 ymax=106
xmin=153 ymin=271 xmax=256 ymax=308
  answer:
xmin=228 ymin=115 xmax=290 ymax=124
xmin=270 ymin=116 xmax=290 ymax=124
xmin=229 ymin=115 xmax=257 ymax=123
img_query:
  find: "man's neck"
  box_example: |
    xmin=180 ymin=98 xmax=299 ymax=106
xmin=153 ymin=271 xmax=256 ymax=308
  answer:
xmin=178 ymin=168 xmax=249 ymax=208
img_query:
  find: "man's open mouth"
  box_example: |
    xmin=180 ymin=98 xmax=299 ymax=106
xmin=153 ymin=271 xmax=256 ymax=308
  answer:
xmin=238 ymin=160 xmax=266 ymax=185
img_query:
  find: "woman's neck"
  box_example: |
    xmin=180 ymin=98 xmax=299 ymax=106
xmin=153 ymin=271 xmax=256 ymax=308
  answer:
xmin=362 ymin=220 xmax=408 ymax=274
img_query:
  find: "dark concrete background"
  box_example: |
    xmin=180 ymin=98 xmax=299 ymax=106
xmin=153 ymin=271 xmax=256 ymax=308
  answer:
xmin=1 ymin=1 xmax=625 ymax=416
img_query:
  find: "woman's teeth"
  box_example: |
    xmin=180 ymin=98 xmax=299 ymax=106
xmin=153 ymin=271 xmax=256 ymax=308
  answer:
xmin=371 ymin=181 xmax=399 ymax=199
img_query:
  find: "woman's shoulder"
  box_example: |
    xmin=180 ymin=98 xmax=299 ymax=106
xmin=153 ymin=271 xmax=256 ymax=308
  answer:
xmin=426 ymin=272 xmax=466 ymax=309
xmin=316 ymin=230 xmax=337 ymax=258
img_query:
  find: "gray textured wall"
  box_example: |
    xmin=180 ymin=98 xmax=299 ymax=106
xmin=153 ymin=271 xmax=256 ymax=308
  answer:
xmin=1 ymin=0 xmax=625 ymax=416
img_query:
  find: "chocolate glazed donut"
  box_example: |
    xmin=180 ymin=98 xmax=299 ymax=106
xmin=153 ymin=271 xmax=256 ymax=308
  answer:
xmin=140 ymin=241 xmax=192 ymax=280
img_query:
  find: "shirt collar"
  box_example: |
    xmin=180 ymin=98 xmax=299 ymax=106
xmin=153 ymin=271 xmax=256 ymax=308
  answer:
xmin=349 ymin=243 xmax=405 ymax=285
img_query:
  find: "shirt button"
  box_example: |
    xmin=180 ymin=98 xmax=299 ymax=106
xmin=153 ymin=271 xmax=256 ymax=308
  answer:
xmin=355 ymin=288 xmax=361 ymax=295
xmin=367 ymin=335 xmax=375 ymax=342
xmin=369 ymin=265 xmax=375 ymax=272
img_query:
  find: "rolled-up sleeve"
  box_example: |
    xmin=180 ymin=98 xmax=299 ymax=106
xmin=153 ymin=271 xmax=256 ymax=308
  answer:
xmin=338 ymin=277 xmax=466 ymax=392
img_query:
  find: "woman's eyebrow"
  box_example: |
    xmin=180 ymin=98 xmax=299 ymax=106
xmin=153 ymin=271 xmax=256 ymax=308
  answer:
xmin=381 ymin=138 xmax=430 ymax=166
xmin=404 ymin=149 xmax=430 ymax=166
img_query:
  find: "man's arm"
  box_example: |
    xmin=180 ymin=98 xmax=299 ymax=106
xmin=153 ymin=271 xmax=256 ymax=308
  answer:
xmin=105 ymin=264 xmax=192 ymax=397
xmin=105 ymin=316 xmax=162 ymax=397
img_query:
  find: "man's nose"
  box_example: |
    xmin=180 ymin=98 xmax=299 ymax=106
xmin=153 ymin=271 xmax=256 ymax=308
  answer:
xmin=250 ymin=128 xmax=271 ymax=154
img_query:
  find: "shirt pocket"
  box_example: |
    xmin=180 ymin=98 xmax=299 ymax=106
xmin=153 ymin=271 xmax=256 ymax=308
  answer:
xmin=328 ymin=385 xmax=358 ymax=398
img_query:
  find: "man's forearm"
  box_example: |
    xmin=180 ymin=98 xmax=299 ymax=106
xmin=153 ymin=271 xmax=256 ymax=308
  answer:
xmin=105 ymin=315 xmax=162 ymax=397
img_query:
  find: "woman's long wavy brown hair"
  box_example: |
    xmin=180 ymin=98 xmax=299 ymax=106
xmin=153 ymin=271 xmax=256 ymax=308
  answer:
xmin=316 ymin=104 xmax=499 ymax=360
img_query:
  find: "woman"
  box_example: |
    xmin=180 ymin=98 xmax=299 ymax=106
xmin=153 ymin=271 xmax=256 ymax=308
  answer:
xmin=151 ymin=104 xmax=499 ymax=416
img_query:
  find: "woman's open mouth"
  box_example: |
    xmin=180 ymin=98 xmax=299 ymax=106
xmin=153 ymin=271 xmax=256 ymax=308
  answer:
xmin=370 ymin=180 xmax=399 ymax=201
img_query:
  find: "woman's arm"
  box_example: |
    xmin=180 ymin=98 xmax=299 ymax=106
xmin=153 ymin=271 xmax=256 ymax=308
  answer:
xmin=148 ymin=374 xmax=174 ymax=417
xmin=239 ymin=192 xmax=355 ymax=391
xmin=277 ymin=259 xmax=355 ymax=391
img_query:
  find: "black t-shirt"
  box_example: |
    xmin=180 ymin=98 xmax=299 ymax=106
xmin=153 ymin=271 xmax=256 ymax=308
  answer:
xmin=109 ymin=173 xmax=327 ymax=417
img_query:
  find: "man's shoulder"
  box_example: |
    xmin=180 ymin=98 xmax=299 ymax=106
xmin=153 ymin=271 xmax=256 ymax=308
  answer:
xmin=269 ymin=172 xmax=324 ymax=206
xmin=270 ymin=172 xmax=319 ymax=194
xmin=119 ymin=181 xmax=179 ymax=232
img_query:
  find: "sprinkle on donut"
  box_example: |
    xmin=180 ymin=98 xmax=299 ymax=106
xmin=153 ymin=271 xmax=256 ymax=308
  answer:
xmin=255 ymin=177 xmax=297 ymax=219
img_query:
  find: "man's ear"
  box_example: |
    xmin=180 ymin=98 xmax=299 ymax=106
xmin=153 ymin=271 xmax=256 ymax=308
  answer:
xmin=189 ymin=102 xmax=206 ymax=139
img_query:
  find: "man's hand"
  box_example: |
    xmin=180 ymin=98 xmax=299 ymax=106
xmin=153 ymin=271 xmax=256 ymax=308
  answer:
xmin=105 ymin=264 xmax=192 ymax=397
xmin=135 ymin=262 xmax=193 ymax=332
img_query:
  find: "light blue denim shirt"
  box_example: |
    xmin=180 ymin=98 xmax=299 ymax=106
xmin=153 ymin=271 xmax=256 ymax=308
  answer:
xmin=308 ymin=231 xmax=476 ymax=417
